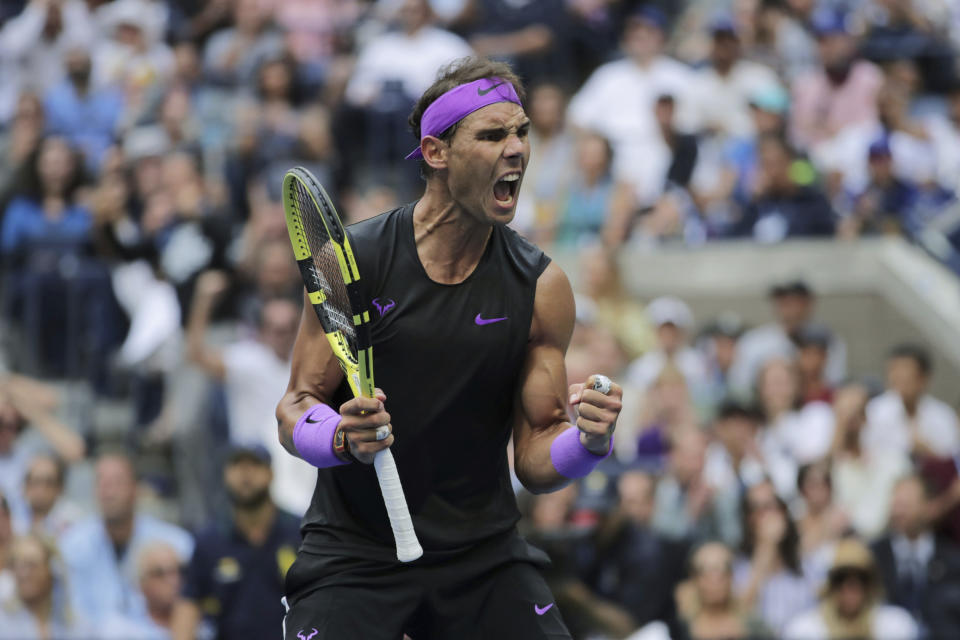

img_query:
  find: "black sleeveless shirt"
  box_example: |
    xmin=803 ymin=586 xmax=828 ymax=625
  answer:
xmin=299 ymin=203 xmax=552 ymax=562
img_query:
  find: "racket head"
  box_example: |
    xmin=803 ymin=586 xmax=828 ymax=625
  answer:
xmin=282 ymin=167 xmax=375 ymax=398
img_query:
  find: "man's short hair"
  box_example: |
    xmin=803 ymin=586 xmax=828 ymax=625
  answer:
xmin=408 ymin=57 xmax=525 ymax=177
xmin=888 ymin=343 xmax=932 ymax=376
xmin=715 ymin=399 xmax=762 ymax=423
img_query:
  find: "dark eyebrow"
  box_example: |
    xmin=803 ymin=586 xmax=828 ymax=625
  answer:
xmin=475 ymin=120 xmax=532 ymax=137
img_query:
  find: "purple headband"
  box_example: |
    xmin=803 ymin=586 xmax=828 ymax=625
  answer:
xmin=405 ymin=77 xmax=522 ymax=160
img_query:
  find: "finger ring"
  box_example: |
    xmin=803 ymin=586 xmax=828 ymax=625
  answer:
xmin=375 ymin=425 xmax=390 ymax=441
xmin=592 ymin=374 xmax=612 ymax=395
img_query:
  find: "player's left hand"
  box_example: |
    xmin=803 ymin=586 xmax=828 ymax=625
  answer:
xmin=568 ymin=374 xmax=622 ymax=455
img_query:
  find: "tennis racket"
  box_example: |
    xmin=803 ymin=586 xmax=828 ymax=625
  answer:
xmin=282 ymin=166 xmax=423 ymax=563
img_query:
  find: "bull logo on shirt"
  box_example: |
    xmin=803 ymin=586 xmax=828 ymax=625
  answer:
xmin=297 ymin=629 xmax=318 ymax=640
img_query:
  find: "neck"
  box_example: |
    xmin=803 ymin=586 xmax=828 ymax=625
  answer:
xmin=25 ymin=593 xmax=52 ymax=622
xmin=412 ymin=187 xmax=493 ymax=284
xmin=147 ymin=601 xmax=174 ymax=628
xmin=902 ymin=395 xmax=920 ymax=416
xmin=234 ymin=500 xmax=275 ymax=544
xmin=105 ymin=514 xmax=134 ymax=547
xmin=700 ymin=601 xmax=734 ymax=617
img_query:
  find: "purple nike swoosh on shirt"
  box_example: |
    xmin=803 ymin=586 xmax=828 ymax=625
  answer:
xmin=475 ymin=314 xmax=508 ymax=325
xmin=534 ymin=603 xmax=553 ymax=615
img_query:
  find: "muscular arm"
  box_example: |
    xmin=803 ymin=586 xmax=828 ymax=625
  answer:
xmin=513 ymin=262 xmax=623 ymax=494
xmin=275 ymin=290 xmax=345 ymax=458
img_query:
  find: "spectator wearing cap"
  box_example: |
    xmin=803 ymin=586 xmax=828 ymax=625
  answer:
xmin=840 ymin=136 xmax=918 ymax=239
xmin=690 ymin=15 xmax=780 ymax=140
xmin=784 ymin=538 xmax=918 ymax=640
xmin=568 ymin=7 xmax=697 ymax=209
xmin=796 ymin=323 xmax=834 ymax=405
xmin=729 ymin=279 xmax=847 ymax=398
xmin=0 ymin=0 xmax=95 ymax=125
xmin=101 ymin=541 xmax=186 ymax=639
xmin=731 ymin=134 xmax=836 ymax=242
xmin=626 ymin=296 xmax=708 ymax=399
xmin=58 ymin=450 xmax=194 ymax=622
xmin=830 ymin=383 xmax=911 ymax=540
xmin=863 ymin=343 xmax=960 ymax=460
xmin=790 ymin=9 xmax=883 ymax=149
xmin=92 ymin=0 xmax=174 ymax=102
xmin=171 ymin=444 xmax=301 ymax=640
xmin=697 ymin=312 xmax=745 ymax=404
xmin=870 ymin=474 xmax=960 ymax=638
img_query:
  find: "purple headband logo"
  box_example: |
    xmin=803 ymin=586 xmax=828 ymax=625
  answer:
xmin=405 ymin=77 xmax=522 ymax=160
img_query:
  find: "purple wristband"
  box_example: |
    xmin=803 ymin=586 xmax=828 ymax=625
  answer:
xmin=550 ymin=427 xmax=614 ymax=479
xmin=292 ymin=404 xmax=350 ymax=468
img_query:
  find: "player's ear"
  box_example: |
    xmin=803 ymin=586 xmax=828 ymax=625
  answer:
xmin=421 ymin=135 xmax=448 ymax=171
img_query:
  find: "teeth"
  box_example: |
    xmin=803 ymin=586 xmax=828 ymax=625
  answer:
xmin=501 ymin=174 xmax=520 ymax=182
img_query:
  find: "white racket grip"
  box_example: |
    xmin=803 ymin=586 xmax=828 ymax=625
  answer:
xmin=373 ymin=448 xmax=423 ymax=562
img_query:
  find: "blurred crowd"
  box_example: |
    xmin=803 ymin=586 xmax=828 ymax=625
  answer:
xmin=1 ymin=0 xmax=960 ymax=638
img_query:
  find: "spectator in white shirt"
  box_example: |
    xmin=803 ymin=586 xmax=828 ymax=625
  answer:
xmin=784 ymin=538 xmax=918 ymax=640
xmin=704 ymin=399 xmax=767 ymax=499
xmin=626 ymin=296 xmax=708 ymax=400
xmin=691 ymin=15 xmax=780 ymax=140
xmin=345 ymin=0 xmax=471 ymax=108
xmin=16 ymin=454 xmax=83 ymax=538
xmin=567 ymin=7 xmax=696 ymax=208
xmin=864 ymin=343 xmax=960 ymax=459
xmin=729 ymin=279 xmax=847 ymax=398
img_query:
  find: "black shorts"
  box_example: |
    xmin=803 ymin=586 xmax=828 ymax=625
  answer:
xmin=282 ymin=540 xmax=571 ymax=640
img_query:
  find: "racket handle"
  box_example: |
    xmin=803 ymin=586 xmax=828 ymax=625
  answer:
xmin=373 ymin=448 xmax=423 ymax=562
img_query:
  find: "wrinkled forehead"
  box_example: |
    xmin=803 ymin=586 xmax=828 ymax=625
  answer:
xmin=457 ymin=101 xmax=528 ymax=132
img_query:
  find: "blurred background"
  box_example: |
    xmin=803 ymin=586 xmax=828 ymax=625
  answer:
xmin=2 ymin=0 xmax=960 ymax=638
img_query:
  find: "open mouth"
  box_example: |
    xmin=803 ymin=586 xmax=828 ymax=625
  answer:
xmin=493 ymin=172 xmax=521 ymax=208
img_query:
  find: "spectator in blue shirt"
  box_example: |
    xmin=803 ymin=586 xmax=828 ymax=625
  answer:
xmin=171 ymin=443 xmax=301 ymax=640
xmin=43 ymin=45 xmax=124 ymax=174
xmin=58 ymin=450 xmax=193 ymax=622
xmin=1 ymin=136 xmax=90 ymax=257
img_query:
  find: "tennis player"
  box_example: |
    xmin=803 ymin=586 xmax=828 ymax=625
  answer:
xmin=275 ymin=56 xmax=622 ymax=639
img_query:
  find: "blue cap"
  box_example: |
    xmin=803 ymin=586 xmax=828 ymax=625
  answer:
xmin=868 ymin=137 xmax=892 ymax=158
xmin=749 ymin=84 xmax=789 ymax=115
xmin=812 ymin=9 xmax=850 ymax=37
xmin=631 ymin=6 xmax=668 ymax=31
xmin=226 ymin=443 xmax=272 ymax=466
xmin=710 ymin=13 xmax=738 ymax=36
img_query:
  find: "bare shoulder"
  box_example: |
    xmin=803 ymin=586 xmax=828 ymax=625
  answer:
xmin=530 ymin=261 xmax=575 ymax=349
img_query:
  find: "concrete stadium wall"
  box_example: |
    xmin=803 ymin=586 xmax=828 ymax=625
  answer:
xmin=550 ymin=238 xmax=960 ymax=407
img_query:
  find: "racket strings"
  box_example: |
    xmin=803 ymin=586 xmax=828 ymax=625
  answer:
xmin=294 ymin=184 xmax=358 ymax=352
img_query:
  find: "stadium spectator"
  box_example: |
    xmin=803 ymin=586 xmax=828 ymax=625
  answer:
xmin=568 ymin=7 xmax=696 ymax=209
xmin=864 ymin=343 xmax=960 ymax=459
xmin=626 ymin=296 xmax=708 ymax=395
xmin=871 ymin=474 xmax=960 ymax=637
xmin=789 ymin=9 xmax=883 ymax=150
xmin=553 ymin=132 xmax=620 ymax=246
xmin=0 ymin=0 xmax=94 ymax=125
xmin=58 ymin=450 xmax=193 ymax=621
xmin=927 ymin=81 xmax=960 ymax=195
xmin=697 ymin=313 xmax=745 ymax=404
xmin=676 ymin=541 xmax=768 ymax=640
xmin=795 ymin=461 xmax=848 ymax=580
xmin=584 ymin=470 xmax=688 ymax=637
xmin=730 ymin=279 xmax=847 ymax=397
xmin=0 ymin=492 xmax=11 ymax=603
xmin=201 ymin=0 xmax=283 ymax=90
xmin=691 ymin=15 xmax=780 ymax=140
xmin=0 ymin=375 xmax=86 ymax=529
xmin=703 ymin=400 xmax=766 ymax=500
xmin=18 ymin=453 xmax=83 ymax=538
xmin=512 ymin=82 xmax=575 ymax=243
xmin=0 ymin=91 xmax=44 ymax=212
xmin=101 ymin=541 xmax=184 ymax=639
xmin=185 ymin=269 xmax=314 ymax=514
xmin=0 ymin=532 xmax=88 ymax=638
xmin=830 ymin=382 xmax=911 ymax=540
xmin=634 ymin=365 xmax=699 ymax=469
xmin=171 ymin=444 xmax=300 ymax=640
xmin=795 ymin=324 xmax=834 ymax=405
xmin=731 ymin=134 xmax=836 ymax=242
xmin=735 ymin=479 xmax=816 ymax=635
xmin=841 ymin=136 xmax=918 ymax=238
xmin=784 ymin=538 xmax=918 ymax=640
xmin=653 ymin=428 xmax=741 ymax=547
xmin=755 ymin=358 xmax=834 ymax=499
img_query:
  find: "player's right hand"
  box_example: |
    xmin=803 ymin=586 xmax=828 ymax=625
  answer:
xmin=339 ymin=388 xmax=393 ymax=464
